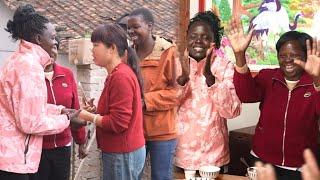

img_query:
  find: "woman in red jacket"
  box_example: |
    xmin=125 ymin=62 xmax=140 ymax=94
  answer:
xmin=30 ymin=39 xmax=87 ymax=180
xmin=79 ymin=23 xmax=145 ymax=180
xmin=228 ymin=16 xmax=320 ymax=180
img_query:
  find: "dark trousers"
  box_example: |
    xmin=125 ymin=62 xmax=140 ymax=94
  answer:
xmin=30 ymin=146 xmax=71 ymax=180
xmin=247 ymin=153 xmax=302 ymax=180
xmin=0 ymin=170 xmax=31 ymax=180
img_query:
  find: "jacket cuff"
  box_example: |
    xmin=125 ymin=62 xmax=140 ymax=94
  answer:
xmin=234 ymin=64 xmax=249 ymax=74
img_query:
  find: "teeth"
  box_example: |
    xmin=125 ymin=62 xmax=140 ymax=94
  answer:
xmin=131 ymin=36 xmax=138 ymax=40
xmin=194 ymin=47 xmax=203 ymax=52
xmin=285 ymin=64 xmax=294 ymax=72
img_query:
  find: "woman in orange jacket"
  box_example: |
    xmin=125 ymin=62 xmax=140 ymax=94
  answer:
xmin=127 ymin=8 xmax=180 ymax=180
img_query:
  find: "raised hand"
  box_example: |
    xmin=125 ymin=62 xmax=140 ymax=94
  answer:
xmin=203 ymin=43 xmax=216 ymax=87
xmin=177 ymin=49 xmax=190 ymax=86
xmin=226 ymin=16 xmax=254 ymax=53
xmin=294 ymin=39 xmax=320 ymax=85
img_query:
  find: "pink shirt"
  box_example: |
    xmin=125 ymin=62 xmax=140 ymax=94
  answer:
xmin=175 ymin=47 xmax=241 ymax=170
xmin=0 ymin=40 xmax=70 ymax=173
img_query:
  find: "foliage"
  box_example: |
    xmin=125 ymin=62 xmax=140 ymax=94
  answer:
xmin=219 ymin=0 xmax=232 ymax=22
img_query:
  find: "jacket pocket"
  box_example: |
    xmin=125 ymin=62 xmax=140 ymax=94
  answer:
xmin=140 ymin=60 xmax=160 ymax=90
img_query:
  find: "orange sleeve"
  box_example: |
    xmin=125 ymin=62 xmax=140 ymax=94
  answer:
xmin=144 ymin=47 xmax=180 ymax=111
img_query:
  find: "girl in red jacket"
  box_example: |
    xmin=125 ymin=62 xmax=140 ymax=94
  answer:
xmin=79 ymin=23 xmax=145 ymax=180
xmin=228 ymin=15 xmax=320 ymax=180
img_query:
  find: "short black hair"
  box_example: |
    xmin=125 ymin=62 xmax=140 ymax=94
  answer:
xmin=129 ymin=8 xmax=154 ymax=25
xmin=188 ymin=11 xmax=224 ymax=48
xmin=5 ymin=4 xmax=49 ymax=42
xmin=116 ymin=13 xmax=129 ymax=31
xmin=116 ymin=13 xmax=129 ymax=24
xmin=276 ymin=31 xmax=313 ymax=57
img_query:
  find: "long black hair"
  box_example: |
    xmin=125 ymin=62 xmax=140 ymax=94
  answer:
xmin=188 ymin=11 xmax=224 ymax=48
xmin=5 ymin=4 xmax=49 ymax=42
xmin=91 ymin=23 xmax=144 ymax=97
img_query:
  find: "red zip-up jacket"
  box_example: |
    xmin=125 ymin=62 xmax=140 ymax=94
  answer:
xmin=234 ymin=68 xmax=320 ymax=167
xmin=96 ymin=63 xmax=145 ymax=153
xmin=42 ymin=63 xmax=86 ymax=149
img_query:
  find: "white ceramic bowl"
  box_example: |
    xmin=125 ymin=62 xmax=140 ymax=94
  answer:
xmin=199 ymin=166 xmax=220 ymax=179
xmin=184 ymin=170 xmax=196 ymax=179
xmin=247 ymin=167 xmax=258 ymax=180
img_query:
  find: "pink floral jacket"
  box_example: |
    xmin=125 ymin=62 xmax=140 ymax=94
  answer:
xmin=175 ymin=45 xmax=241 ymax=170
xmin=0 ymin=40 xmax=70 ymax=173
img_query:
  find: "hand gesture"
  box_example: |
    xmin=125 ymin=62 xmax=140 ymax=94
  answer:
xmin=83 ymin=98 xmax=96 ymax=113
xmin=302 ymin=149 xmax=320 ymax=180
xmin=62 ymin=109 xmax=87 ymax=126
xmin=294 ymin=39 xmax=320 ymax=78
xmin=255 ymin=161 xmax=277 ymax=180
xmin=203 ymin=43 xmax=216 ymax=87
xmin=226 ymin=16 xmax=254 ymax=53
xmin=177 ymin=49 xmax=190 ymax=86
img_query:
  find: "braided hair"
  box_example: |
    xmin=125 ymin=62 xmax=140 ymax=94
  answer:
xmin=5 ymin=4 xmax=49 ymax=42
xmin=188 ymin=11 xmax=224 ymax=48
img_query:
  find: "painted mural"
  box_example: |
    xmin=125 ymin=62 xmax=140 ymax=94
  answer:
xmin=209 ymin=0 xmax=320 ymax=70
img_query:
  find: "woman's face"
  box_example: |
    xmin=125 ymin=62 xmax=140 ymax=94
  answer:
xmin=92 ymin=42 xmax=113 ymax=67
xmin=38 ymin=23 xmax=58 ymax=58
xmin=278 ymin=40 xmax=306 ymax=81
xmin=187 ymin=21 xmax=214 ymax=61
xmin=127 ymin=15 xmax=152 ymax=46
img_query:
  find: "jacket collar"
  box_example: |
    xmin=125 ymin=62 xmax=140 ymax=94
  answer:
xmin=144 ymin=35 xmax=175 ymax=60
xmin=52 ymin=63 xmax=66 ymax=78
xmin=19 ymin=40 xmax=53 ymax=69
xmin=272 ymin=68 xmax=313 ymax=87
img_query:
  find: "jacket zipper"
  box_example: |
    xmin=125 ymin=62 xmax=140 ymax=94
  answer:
xmin=273 ymin=78 xmax=312 ymax=166
xmin=48 ymin=79 xmax=57 ymax=147
xmin=24 ymin=134 xmax=31 ymax=164
xmin=46 ymin=73 xmax=65 ymax=148
xmin=282 ymin=91 xmax=291 ymax=166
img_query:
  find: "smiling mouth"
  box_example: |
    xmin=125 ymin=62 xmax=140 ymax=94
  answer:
xmin=193 ymin=47 xmax=205 ymax=53
xmin=130 ymin=35 xmax=138 ymax=41
xmin=284 ymin=64 xmax=295 ymax=73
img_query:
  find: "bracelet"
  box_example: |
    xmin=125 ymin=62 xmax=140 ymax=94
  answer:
xmin=93 ymin=114 xmax=98 ymax=124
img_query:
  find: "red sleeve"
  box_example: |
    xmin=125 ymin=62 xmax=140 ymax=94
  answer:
xmin=100 ymin=74 xmax=134 ymax=133
xmin=233 ymin=68 xmax=264 ymax=103
xmin=69 ymin=71 xmax=86 ymax=144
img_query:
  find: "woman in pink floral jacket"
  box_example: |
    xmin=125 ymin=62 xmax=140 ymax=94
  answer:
xmin=0 ymin=5 xmax=81 ymax=180
xmin=175 ymin=11 xmax=241 ymax=176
